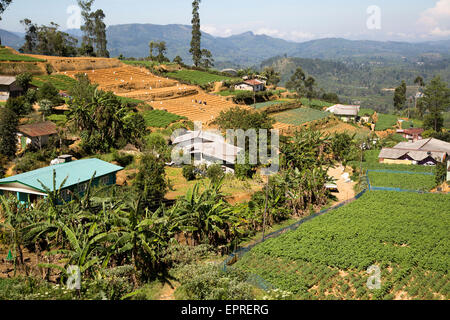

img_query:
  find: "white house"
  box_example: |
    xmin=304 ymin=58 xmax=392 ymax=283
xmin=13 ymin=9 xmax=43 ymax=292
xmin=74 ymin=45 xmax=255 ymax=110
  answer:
xmin=172 ymin=130 xmax=243 ymax=173
xmin=235 ymin=79 xmax=266 ymax=92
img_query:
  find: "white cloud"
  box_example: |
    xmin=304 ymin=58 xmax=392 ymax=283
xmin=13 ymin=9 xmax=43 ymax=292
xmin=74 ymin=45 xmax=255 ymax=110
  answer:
xmin=419 ymin=0 xmax=450 ymax=37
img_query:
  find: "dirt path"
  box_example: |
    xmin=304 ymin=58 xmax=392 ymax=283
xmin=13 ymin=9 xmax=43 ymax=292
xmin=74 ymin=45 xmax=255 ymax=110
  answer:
xmin=157 ymin=282 xmax=177 ymax=300
xmin=328 ymin=165 xmax=356 ymax=203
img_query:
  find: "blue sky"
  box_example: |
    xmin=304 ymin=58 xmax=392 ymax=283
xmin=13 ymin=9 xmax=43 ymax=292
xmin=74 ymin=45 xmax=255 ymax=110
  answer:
xmin=1 ymin=0 xmax=449 ymax=42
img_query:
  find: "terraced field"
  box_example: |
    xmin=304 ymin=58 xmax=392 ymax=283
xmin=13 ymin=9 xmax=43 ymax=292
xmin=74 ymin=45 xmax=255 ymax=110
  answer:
xmin=272 ymin=107 xmax=330 ymax=126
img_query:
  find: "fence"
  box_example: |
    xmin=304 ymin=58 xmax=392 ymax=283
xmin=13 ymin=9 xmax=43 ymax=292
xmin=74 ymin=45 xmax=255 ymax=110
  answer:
xmin=366 ymin=169 xmax=435 ymax=193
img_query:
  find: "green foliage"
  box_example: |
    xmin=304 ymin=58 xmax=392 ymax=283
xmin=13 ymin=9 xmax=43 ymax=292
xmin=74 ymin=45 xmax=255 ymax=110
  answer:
xmin=134 ymin=153 xmax=167 ymax=208
xmin=206 ymin=164 xmax=224 ymax=184
xmin=16 ymin=72 xmax=33 ymax=90
xmin=0 ymin=47 xmax=46 ymax=62
xmin=435 ymin=161 xmax=447 ymax=185
xmin=236 ymin=191 xmax=450 ymax=300
xmin=143 ymin=109 xmax=186 ymax=128
xmin=330 ymin=132 xmax=357 ymax=165
xmin=37 ymin=82 xmax=64 ymax=106
xmin=112 ymin=151 xmax=134 ymax=168
xmin=375 ymin=113 xmax=399 ymax=131
xmin=20 ymin=19 xmax=78 ymax=57
xmin=5 ymin=96 xmax=32 ymax=116
xmin=368 ymin=171 xmax=436 ymax=191
xmin=182 ymin=165 xmax=196 ymax=181
xmin=31 ymin=74 xmax=77 ymax=91
xmin=67 ymin=75 xmax=147 ymax=154
xmin=174 ymin=263 xmax=255 ymax=300
xmin=0 ymin=106 xmax=18 ymax=158
xmin=213 ymin=107 xmax=275 ymax=131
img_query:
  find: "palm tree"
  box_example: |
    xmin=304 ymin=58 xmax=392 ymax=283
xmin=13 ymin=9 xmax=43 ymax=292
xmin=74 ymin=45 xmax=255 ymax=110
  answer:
xmin=172 ymin=178 xmax=236 ymax=246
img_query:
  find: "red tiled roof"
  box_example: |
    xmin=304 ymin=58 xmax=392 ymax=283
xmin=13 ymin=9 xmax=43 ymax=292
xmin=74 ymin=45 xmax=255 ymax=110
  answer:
xmin=18 ymin=121 xmax=57 ymax=137
xmin=244 ymin=79 xmax=263 ymax=86
xmin=403 ymin=128 xmax=424 ymax=135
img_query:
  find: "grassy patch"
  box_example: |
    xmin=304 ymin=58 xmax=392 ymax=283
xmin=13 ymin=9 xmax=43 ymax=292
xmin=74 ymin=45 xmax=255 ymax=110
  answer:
xmin=31 ymin=75 xmax=77 ymax=91
xmin=375 ymin=113 xmax=398 ymax=131
xmin=46 ymin=114 xmax=67 ymax=125
xmin=166 ymin=70 xmax=239 ymax=86
xmin=368 ymin=171 xmax=436 ymax=191
xmin=272 ymin=107 xmax=330 ymax=126
xmin=358 ymin=108 xmax=376 ymax=117
xmin=143 ymin=109 xmax=186 ymax=128
xmin=0 ymin=47 xmax=46 ymax=62
xmin=252 ymin=100 xmax=290 ymax=109
xmin=299 ymin=98 xmax=334 ymax=109
xmin=166 ymin=167 xmax=262 ymax=201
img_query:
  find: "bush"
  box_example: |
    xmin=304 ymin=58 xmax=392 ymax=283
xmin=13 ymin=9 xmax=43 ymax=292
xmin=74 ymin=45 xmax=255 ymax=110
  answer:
xmin=173 ymin=264 xmax=255 ymax=300
xmin=112 ymin=151 xmax=134 ymax=167
xmin=207 ymin=164 xmax=224 ymax=183
xmin=182 ymin=165 xmax=196 ymax=181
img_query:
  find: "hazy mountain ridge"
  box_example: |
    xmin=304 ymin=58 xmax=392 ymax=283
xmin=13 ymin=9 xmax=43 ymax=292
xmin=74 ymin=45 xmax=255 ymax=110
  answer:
xmin=1 ymin=23 xmax=450 ymax=68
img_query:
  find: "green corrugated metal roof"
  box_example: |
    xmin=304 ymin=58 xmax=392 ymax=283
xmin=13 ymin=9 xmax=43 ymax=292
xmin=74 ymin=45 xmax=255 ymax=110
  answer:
xmin=0 ymin=158 xmax=123 ymax=192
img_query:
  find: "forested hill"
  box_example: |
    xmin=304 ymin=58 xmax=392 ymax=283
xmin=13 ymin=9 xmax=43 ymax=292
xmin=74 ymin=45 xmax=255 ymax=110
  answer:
xmin=2 ymin=23 xmax=450 ymax=68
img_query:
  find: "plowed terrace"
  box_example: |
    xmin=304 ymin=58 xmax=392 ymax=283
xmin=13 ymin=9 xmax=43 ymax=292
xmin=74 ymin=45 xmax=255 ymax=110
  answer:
xmin=63 ymin=65 xmax=245 ymax=124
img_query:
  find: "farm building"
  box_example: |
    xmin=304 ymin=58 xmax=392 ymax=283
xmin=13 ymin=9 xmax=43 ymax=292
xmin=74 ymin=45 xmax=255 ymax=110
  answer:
xmin=378 ymin=138 xmax=450 ymax=166
xmin=17 ymin=121 xmax=58 ymax=150
xmin=172 ymin=130 xmax=243 ymax=173
xmin=235 ymin=79 xmax=266 ymax=92
xmin=396 ymin=128 xmax=424 ymax=142
xmin=326 ymin=104 xmax=360 ymax=122
xmin=0 ymin=76 xmax=23 ymax=100
xmin=0 ymin=158 xmax=123 ymax=204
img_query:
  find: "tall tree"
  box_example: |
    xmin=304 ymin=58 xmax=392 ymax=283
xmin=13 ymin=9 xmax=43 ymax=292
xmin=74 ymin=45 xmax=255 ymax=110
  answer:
xmin=93 ymin=9 xmax=109 ymax=57
xmin=156 ymin=41 xmax=167 ymax=63
xmin=262 ymin=67 xmax=281 ymax=87
xmin=134 ymin=153 xmax=168 ymax=209
xmin=78 ymin=0 xmax=96 ymax=56
xmin=0 ymin=106 xmax=18 ymax=159
xmin=149 ymin=41 xmax=156 ymax=60
xmin=414 ymin=76 xmax=425 ymax=88
xmin=286 ymin=67 xmax=306 ymax=97
xmin=200 ymin=49 xmax=214 ymax=69
xmin=20 ymin=19 xmax=38 ymax=53
xmin=393 ymin=80 xmax=407 ymax=112
xmin=422 ymin=76 xmax=450 ymax=132
xmin=0 ymin=0 xmax=12 ymax=45
xmin=190 ymin=0 xmax=202 ymax=67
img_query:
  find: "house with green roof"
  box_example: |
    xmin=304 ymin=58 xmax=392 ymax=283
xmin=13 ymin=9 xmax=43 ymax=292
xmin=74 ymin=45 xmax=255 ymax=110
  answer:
xmin=0 ymin=158 xmax=123 ymax=204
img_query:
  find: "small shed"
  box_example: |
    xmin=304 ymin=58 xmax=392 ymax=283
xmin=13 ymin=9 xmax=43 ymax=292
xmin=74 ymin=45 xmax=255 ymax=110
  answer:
xmin=326 ymin=104 xmax=361 ymax=122
xmin=0 ymin=76 xmax=23 ymax=100
xmin=17 ymin=121 xmax=58 ymax=150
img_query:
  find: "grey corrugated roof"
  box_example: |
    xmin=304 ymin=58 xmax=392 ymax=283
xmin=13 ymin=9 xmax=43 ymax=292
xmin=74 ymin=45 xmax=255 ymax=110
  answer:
xmin=394 ymin=138 xmax=450 ymax=154
xmin=0 ymin=76 xmax=17 ymax=86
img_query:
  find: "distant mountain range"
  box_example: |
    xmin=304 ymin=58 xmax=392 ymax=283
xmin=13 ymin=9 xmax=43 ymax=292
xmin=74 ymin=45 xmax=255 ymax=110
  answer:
xmin=2 ymin=23 xmax=450 ymax=68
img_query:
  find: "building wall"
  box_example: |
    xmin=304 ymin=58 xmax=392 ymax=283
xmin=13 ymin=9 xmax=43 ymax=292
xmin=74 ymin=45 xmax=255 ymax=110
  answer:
xmin=0 ymin=172 xmax=119 ymax=204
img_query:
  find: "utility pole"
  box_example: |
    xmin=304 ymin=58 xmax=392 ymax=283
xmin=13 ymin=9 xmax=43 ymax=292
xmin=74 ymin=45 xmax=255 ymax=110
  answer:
xmin=261 ymin=177 xmax=269 ymax=241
